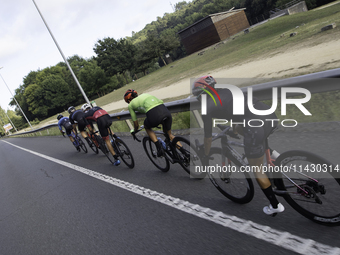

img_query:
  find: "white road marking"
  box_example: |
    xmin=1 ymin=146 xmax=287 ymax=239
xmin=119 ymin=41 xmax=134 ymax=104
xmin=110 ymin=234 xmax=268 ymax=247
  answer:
xmin=3 ymin=140 xmax=340 ymax=255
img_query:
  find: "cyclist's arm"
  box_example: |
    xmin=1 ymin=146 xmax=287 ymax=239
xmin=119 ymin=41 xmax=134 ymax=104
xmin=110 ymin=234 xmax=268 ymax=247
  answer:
xmin=204 ymin=137 xmax=212 ymax=156
xmin=128 ymin=104 xmax=137 ymax=122
xmin=202 ymin=115 xmax=213 ymax=156
xmin=133 ymin=120 xmax=139 ymax=132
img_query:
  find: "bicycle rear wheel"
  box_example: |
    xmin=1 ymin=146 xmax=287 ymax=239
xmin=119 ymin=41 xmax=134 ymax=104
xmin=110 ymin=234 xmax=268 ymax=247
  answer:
xmin=208 ymin=147 xmax=254 ymax=204
xmin=172 ymin=136 xmax=206 ymax=179
xmin=143 ymin=137 xmax=170 ymax=172
xmin=77 ymin=136 xmax=87 ymax=153
xmin=274 ymin=150 xmax=340 ymax=226
xmin=114 ymin=138 xmax=134 ymax=168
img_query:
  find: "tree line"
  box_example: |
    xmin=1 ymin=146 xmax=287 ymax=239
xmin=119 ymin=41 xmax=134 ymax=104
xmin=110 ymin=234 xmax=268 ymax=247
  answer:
xmin=9 ymin=0 xmax=334 ymax=128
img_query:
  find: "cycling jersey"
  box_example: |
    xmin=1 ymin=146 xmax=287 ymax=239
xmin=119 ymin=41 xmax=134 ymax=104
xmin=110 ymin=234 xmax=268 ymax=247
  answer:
xmin=69 ymin=109 xmax=89 ymax=131
xmin=84 ymin=106 xmax=112 ymax=140
xmin=58 ymin=117 xmax=73 ymax=136
xmin=128 ymin=94 xmax=163 ymax=121
xmin=202 ymin=89 xmax=278 ymax=158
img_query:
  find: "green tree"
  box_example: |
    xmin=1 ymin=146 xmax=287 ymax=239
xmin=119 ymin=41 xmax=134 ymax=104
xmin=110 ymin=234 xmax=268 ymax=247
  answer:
xmin=93 ymin=37 xmax=137 ymax=84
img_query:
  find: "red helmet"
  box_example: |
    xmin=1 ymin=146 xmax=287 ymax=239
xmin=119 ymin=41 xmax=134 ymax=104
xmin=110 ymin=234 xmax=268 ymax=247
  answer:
xmin=192 ymin=75 xmax=217 ymax=97
xmin=124 ymin=89 xmax=138 ymax=103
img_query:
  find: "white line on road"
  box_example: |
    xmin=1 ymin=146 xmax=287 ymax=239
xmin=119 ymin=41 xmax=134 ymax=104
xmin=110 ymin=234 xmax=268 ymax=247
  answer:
xmin=3 ymin=140 xmax=340 ymax=255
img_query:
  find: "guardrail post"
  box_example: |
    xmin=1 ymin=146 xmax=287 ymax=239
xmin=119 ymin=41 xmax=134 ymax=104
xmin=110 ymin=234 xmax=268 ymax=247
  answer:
xmin=125 ymin=120 xmax=134 ymax=131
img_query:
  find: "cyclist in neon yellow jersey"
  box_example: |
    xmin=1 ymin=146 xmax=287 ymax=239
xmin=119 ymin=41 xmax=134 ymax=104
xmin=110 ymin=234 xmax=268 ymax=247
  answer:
xmin=124 ymin=89 xmax=174 ymax=156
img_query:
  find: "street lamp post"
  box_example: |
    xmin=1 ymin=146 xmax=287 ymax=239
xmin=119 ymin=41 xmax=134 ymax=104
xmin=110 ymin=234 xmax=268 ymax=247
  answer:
xmin=0 ymin=67 xmax=33 ymax=130
xmin=32 ymin=0 xmax=91 ymax=105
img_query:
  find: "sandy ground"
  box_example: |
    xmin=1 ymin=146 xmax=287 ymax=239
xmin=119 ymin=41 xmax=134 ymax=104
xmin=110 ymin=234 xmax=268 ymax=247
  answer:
xmin=103 ymin=39 xmax=340 ymax=112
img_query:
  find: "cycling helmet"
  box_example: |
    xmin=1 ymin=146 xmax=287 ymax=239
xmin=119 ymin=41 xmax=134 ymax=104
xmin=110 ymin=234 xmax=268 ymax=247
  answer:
xmin=67 ymin=106 xmax=76 ymax=114
xmin=81 ymin=103 xmax=91 ymax=112
xmin=192 ymin=75 xmax=217 ymax=97
xmin=124 ymin=89 xmax=138 ymax=103
xmin=57 ymin=114 xmax=63 ymax=120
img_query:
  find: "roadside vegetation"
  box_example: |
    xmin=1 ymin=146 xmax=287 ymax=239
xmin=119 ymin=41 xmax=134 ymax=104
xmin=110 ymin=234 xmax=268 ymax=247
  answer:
xmin=2 ymin=0 xmax=340 ymax=136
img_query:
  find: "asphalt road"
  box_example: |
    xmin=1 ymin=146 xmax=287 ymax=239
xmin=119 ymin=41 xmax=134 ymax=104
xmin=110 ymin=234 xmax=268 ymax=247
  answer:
xmin=0 ymin=131 xmax=339 ymax=255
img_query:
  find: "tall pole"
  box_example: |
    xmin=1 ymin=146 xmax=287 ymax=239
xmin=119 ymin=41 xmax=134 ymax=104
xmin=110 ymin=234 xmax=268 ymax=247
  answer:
xmin=0 ymin=67 xmax=33 ymax=130
xmin=32 ymin=0 xmax=91 ymax=105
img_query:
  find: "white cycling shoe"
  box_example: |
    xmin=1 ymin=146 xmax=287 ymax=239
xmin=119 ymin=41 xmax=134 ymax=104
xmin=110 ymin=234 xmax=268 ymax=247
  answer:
xmin=263 ymin=203 xmax=285 ymax=215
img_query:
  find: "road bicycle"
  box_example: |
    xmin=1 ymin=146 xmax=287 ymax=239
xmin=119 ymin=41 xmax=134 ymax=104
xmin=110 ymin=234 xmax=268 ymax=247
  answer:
xmin=132 ymin=122 xmax=206 ymax=179
xmin=195 ymin=124 xmax=340 ymax=225
xmin=84 ymin=129 xmax=99 ymax=154
xmin=63 ymin=130 xmax=87 ymax=153
xmin=89 ymin=128 xmax=135 ymax=168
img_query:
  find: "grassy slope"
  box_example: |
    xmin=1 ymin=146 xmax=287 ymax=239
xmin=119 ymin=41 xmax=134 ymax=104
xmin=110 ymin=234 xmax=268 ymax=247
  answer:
xmin=35 ymin=2 xmax=340 ymax=130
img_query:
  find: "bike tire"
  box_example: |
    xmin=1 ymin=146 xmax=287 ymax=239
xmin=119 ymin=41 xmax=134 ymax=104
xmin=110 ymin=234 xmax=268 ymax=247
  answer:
xmin=171 ymin=136 xmax=206 ymax=179
xmin=207 ymin=147 xmax=254 ymax=204
xmin=96 ymin=135 xmax=108 ymax=155
xmin=87 ymin=136 xmax=99 ymax=154
xmin=77 ymin=136 xmax=88 ymax=153
xmin=114 ymin=138 xmax=135 ymax=169
xmin=274 ymin=150 xmax=340 ymax=226
xmin=143 ymin=137 xmax=170 ymax=172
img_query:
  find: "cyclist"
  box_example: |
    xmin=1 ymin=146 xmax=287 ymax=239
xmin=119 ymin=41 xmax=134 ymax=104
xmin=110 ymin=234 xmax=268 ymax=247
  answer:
xmin=57 ymin=114 xmax=79 ymax=151
xmin=68 ymin=106 xmax=93 ymax=146
xmin=124 ymin=89 xmax=174 ymax=157
xmin=193 ymin=75 xmax=284 ymax=215
xmin=81 ymin=103 xmax=120 ymax=166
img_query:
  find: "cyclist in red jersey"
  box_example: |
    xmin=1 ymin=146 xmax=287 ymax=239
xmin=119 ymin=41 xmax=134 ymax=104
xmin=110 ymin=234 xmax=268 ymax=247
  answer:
xmin=82 ymin=103 xmax=120 ymax=166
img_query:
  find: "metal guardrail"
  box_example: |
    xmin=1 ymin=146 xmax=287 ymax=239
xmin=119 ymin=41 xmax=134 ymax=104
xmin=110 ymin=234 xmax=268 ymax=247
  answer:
xmin=6 ymin=67 xmax=340 ymax=137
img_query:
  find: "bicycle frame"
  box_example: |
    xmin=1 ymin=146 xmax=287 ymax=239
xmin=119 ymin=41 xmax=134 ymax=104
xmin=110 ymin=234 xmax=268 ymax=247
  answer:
xmin=153 ymin=130 xmax=184 ymax=165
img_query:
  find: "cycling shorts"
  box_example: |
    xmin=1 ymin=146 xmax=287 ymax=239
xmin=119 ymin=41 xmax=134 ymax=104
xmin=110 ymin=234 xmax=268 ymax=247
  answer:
xmin=144 ymin=104 xmax=172 ymax=131
xmin=77 ymin=118 xmax=89 ymax=132
xmin=97 ymin=114 xmax=112 ymax=140
xmin=64 ymin=125 xmax=73 ymax=137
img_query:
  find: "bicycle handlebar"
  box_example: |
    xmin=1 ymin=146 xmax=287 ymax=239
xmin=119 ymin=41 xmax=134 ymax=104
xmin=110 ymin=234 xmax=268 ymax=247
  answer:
xmin=131 ymin=125 xmax=144 ymax=143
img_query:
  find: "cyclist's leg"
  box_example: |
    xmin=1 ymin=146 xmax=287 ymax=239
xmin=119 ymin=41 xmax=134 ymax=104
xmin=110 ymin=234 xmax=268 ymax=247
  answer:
xmin=144 ymin=118 xmax=163 ymax=156
xmin=244 ymin=119 xmax=283 ymax=214
xmin=77 ymin=120 xmax=89 ymax=139
xmin=98 ymin=115 xmax=120 ymax=165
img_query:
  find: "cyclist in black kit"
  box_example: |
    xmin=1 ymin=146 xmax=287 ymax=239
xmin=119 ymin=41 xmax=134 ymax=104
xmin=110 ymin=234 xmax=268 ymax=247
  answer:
xmin=68 ymin=106 xmax=92 ymax=146
xmin=57 ymin=114 xmax=79 ymax=151
xmin=193 ymin=75 xmax=284 ymax=215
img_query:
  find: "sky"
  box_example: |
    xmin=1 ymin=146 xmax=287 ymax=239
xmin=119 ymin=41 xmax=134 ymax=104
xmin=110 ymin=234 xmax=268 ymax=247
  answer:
xmin=0 ymin=0 xmax=178 ymax=111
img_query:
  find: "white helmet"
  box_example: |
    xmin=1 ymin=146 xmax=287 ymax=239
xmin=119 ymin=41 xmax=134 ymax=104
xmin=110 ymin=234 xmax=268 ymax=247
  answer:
xmin=81 ymin=103 xmax=91 ymax=112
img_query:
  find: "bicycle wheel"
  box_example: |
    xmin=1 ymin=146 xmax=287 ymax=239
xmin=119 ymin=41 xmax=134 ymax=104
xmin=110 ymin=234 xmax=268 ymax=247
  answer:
xmin=96 ymin=135 xmax=108 ymax=155
xmin=143 ymin=137 xmax=170 ymax=172
xmin=87 ymin=135 xmax=99 ymax=154
xmin=114 ymin=138 xmax=135 ymax=169
xmin=171 ymin=136 xmax=206 ymax=179
xmin=77 ymin=136 xmax=88 ymax=153
xmin=207 ymin=147 xmax=254 ymax=204
xmin=274 ymin=150 xmax=340 ymax=225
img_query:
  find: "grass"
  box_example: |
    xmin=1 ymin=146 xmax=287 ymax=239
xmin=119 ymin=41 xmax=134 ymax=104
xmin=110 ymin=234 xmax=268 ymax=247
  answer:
xmin=16 ymin=2 xmax=340 ymax=134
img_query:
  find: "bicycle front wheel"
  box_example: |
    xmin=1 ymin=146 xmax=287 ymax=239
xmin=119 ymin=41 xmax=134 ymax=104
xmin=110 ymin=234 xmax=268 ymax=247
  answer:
xmin=114 ymin=138 xmax=134 ymax=169
xmin=143 ymin=137 xmax=170 ymax=172
xmin=208 ymin=147 xmax=254 ymax=204
xmin=172 ymin=136 xmax=206 ymax=179
xmin=77 ymin=136 xmax=88 ymax=153
xmin=274 ymin=150 xmax=340 ymax=226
